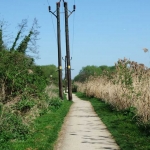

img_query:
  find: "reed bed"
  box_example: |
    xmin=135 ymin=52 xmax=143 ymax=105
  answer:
xmin=75 ymin=58 xmax=150 ymax=124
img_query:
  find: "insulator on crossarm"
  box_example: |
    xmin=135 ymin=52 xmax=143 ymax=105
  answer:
xmin=48 ymin=6 xmax=51 ymax=12
xmin=57 ymin=2 xmax=60 ymax=7
xmin=73 ymin=5 xmax=76 ymax=11
xmin=64 ymin=2 xmax=67 ymax=7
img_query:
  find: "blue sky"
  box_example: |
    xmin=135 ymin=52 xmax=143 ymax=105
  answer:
xmin=1 ymin=0 xmax=150 ymax=78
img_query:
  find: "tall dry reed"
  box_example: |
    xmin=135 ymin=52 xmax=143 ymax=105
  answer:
xmin=75 ymin=58 xmax=150 ymax=123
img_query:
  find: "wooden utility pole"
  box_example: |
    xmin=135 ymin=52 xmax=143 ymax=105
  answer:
xmin=64 ymin=2 xmax=74 ymax=100
xmin=56 ymin=2 xmax=63 ymax=99
xmin=49 ymin=2 xmax=63 ymax=100
xmin=65 ymin=56 xmax=67 ymax=93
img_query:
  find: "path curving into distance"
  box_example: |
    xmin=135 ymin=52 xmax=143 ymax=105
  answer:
xmin=54 ymin=94 xmax=120 ymax=150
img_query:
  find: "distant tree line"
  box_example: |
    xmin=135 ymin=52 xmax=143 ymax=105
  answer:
xmin=40 ymin=65 xmax=58 ymax=85
xmin=74 ymin=65 xmax=115 ymax=82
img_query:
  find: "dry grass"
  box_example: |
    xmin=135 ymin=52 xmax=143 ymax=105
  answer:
xmin=75 ymin=58 xmax=150 ymax=123
xmin=45 ymin=84 xmax=58 ymax=98
xmin=1 ymin=84 xmax=59 ymax=126
xmin=22 ymin=84 xmax=59 ymax=125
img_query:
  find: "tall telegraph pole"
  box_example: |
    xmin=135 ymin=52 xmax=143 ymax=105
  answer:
xmin=57 ymin=2 xmax=63 ymax=99
xmin=49 ymin=2 xmax=63 ymax=100
xmin=65 ymin=56 xmax=67 ymax=93
xmin=64 ymin=2 xmax=72 ymax=100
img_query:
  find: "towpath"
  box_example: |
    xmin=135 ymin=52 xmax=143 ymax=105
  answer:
xmin=54 ymin=94 xmax=120 ymax=150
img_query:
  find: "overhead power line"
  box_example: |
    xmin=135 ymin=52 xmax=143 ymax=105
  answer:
xmin=46 ymin=0 xmax=50 ymax=5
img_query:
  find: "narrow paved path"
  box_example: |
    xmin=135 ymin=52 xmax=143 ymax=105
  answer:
xmin=54 ymin=94 xmax=120 ymax=150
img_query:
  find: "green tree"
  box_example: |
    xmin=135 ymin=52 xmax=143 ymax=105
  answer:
xmin=16 ymin=18 xmax=39 ymax=54
xmin=0 ymin=28 xmax=3 ymax=51
xmin=0 ymin=22 xmax=5 ymax=51
xmin=74 ymin=65 xmax=101 ymax=82
xmin=10 ymin=19 xmax=27 ymax=52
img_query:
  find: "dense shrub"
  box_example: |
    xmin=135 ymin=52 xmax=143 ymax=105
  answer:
xmin=0 ymin=106 xmax=29 ymax=143
xmin=0 ymin=50 xmax=47 ymax=102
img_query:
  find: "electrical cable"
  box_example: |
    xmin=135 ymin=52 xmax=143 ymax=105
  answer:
xmin=71 ymin=0 xmax=76 ymax=57
xmin=47 ymin=0 xmax=50 ymax=5
xmin=46 ymin=0 xmax=57 ymax=42
xmin=50 ymin=14 xmax=57 ymax=42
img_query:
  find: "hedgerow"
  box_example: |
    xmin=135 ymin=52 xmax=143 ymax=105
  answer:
xmin=0 ymin=19 xmax=54 ymax=146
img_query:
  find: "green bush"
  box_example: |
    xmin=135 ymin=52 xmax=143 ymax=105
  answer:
xmin=0 ymin=109 xmax=29 ymax=143
xmin=48 ymin=97 xmax=62 ymax=110
xmin=13 ymin=96 xmax=35 ymax=113
xmin=0 ymin=50 xmax=47 ymax=103
xmin=72 ymin=84 xmax=77 ymax=92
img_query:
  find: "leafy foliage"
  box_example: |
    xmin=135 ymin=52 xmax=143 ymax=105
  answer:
xmin=17 ymin=31 xmax=33 ymax=53
xmin=48 ymin=97 xmax=62 ymax=110
xmin=13 ymin=96 xmax=36 ymax=113
xmin=0 ymin=50 xmax=47 ymax=102
xmin=0 ymin=28 xmax=3 ymax=51
xmin=0 ymin=18 xmax=49 ymax=146
xmin=0 ymin=106 xmax=29 ymax=143
xmin=10 ymin=19 xmax=27 ymax=52
xmin=10 ymin=18 xmax=39 ymax=54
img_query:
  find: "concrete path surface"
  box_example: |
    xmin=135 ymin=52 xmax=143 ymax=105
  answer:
xmin=54 ymin=94 xmax=120 ymax=150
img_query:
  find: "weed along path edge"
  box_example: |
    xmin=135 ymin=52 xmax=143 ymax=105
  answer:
xmin=54 ymin=94 xmax=120 ymax=150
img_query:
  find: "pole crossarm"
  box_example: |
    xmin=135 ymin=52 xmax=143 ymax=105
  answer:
xmin=68 ymin=8 xmax=75 ymax=18
xmin=49 ymin=1 xmax=75 ymax=18
xmin=65 ymin=4 xmax=76 ymax=18
xmin=48 ymin=6 xmax=57 ymax=18
xmin=59 ymin=0 xmax=64 ymax=2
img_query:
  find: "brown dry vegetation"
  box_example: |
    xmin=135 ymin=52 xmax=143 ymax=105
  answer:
xmin=1 ymin=84 xmax=58 ymax=127
xmin=75 ymin=58 xmax=150 ymax=124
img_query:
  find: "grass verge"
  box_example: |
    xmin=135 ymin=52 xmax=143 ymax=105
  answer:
xmin=3 ymin=98 xmax=72 ymax=150
xmin=76 ymin=92 xmax=150 ymax=150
